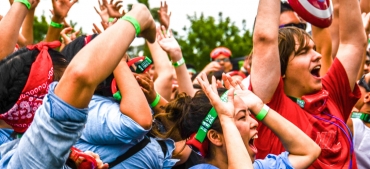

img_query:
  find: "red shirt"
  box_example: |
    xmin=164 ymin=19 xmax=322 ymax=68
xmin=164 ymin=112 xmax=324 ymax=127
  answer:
xmin=253 ymin=59 xmax=360 ymax=169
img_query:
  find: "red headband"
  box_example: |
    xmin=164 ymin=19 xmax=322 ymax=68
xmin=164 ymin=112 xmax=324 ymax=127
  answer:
xmin=0 ymin=41 xmax=60 ymax=133
xmin=186 ymin=133 xmax=209 ymax=157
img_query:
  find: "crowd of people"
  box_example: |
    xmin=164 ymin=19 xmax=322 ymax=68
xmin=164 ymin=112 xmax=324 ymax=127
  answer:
xmin=0 ymin=0 xmax=369 ymax=168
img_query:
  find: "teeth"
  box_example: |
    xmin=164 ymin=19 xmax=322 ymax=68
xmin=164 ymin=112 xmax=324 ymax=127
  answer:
xmin=253 ymin=135 xmax=258 ymax=139
xmin=313 ymin=65 xmax=321 ymax=70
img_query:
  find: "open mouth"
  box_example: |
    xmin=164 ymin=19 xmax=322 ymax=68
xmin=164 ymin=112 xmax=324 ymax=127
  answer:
xmin=310 ymin=65 xmax=321 ymax=78
xmin=249 ymin=134 xmax=258 ymax=154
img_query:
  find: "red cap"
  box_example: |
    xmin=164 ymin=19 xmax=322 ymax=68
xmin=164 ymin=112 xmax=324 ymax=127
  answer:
xmin=210 ymin=47 xmax=232 ymax=60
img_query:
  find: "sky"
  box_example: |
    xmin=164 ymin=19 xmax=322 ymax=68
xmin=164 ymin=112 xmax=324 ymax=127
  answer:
xmin=0 ymin=0 xmax=260 ymax=46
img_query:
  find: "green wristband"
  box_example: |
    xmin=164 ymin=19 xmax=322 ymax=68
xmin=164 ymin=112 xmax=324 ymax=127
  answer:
xmin=50 ymin=21 xmax=63 ymax=29
xmin=150 ymin=93 xmax=161 ymax=108
xmin=172 ymin=58 xmax=185 ymax=68
xmin=256 ymin=104 xmax=270 ymax=121
xmin=120 ymin=15 xmax=141 ymax=36
xmin=14 ymin=0 xmax=31 ymax=10
xmin=108 ymin=18 xmax=115 ymax=23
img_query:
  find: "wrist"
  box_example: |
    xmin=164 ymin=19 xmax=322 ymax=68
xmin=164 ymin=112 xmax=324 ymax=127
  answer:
xmin=148 ymin=92 xmax=157 ymax=103
xmin=219 ymin=116 xmax=236 ymax=124
xmin=51 ymin=16 xmax=64 ymax=24
xmin=251 ymin=102 xmax=265 ymax=116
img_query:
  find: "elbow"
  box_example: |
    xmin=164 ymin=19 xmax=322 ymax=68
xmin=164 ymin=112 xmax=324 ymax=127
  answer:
xmin=253 ymin=32 xmax=277 ymax=46
xmin=136 ymin=116 xmax=153 ymax=130
xmin=309 ymin=143 xmax=321 ymax=162
xmin=64 ymin=66 xmax=95 ymax=87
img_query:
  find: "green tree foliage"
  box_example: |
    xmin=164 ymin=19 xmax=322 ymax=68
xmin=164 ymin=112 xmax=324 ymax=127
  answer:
xmin=175 ymin=12 xmax=253 ymax=71
xmin=33 ymin=15 xmax=48 ymax=43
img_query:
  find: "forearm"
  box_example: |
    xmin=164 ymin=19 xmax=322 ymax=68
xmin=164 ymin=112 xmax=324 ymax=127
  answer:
xmin=114 ymin=60 xmax=152 ymax=130
xmin=257 ymin=106 xmax=320 ymax=167
xmin=20 ymin=8 xmax=35 ymax=46
xmin=172 ymin=52 xmax=195 ymax=97
xmin=339 ymin=0 xmax=366 ymax=45
xmin=44 ymin=17 xmax=64 ymax=42
xmin=219 ymin=117 xmax=253 ymax=169
xmin=311 ymin=26 xmax=332 ymax=76
xmin=0 ymin=3 xmax=28 ymax=59
xmin=250 ymin=0 xmax=280 ymax=103
xmin=55 ymin=18 xmax=137 ymax=108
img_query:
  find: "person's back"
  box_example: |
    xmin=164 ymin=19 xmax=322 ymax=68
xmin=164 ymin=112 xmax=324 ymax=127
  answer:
xmin=75 ymin=95 xmax=177 ymax=169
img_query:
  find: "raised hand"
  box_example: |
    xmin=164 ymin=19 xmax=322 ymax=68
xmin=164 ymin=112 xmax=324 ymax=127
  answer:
xmin=197 ymin=73 xmax=236 ymax=119
xmin=222 ymin=73 xmax=245 ymax=90
xmin=52 ymin=0 xmax=78 ymax=20
xmin=101 ymin=19 xmax=117 ymax=30
xmin=94 ymin=0 xmax=109 ymax=23
xmin=50 ymin=9 xmax=71 ymax=28
xmin=92 ymin=23 xmax=103 ymax=34
xmin=135 ymin=72 xmax=157 ymax=103
xmin=60 ymin=27 xmax=80 ymax=45
xmin=201 ymin=62 xmax=223 ymax=75
xmin=103 ymin=0 xmax=125 ymax=18
xmin=158 ymin=1 xmax=171 ymax=29
xmin=156 ymin=26 xmax=181 ymax=60
xmin=129 ymin=4 xmax=156 ymax=43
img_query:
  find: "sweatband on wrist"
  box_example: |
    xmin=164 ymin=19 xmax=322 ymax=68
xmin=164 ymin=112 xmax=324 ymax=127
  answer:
xmin=50 ymin=21 xmax=63 ymax=29
xmin=120 ymin=15 xmax=141 ymax=36
xmin=256 ymin=104 xmax=270 ymax=121
xmin=150 ymin=93 xmax=161 ymax=108
xmin=14 ymin=0 xmax=31 ymax=10
xmin=108 ymin=18 xmax=115 ymax=23
xmin=172 ymin=57 xmax=185 ymax=68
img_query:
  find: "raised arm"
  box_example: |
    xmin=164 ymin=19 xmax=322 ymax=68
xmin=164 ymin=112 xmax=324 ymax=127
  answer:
xmin=157 ymin=26 xmax=195 ymax=97
xmin=250 ymin=0 xmax=280 ymax=103
xmin=55 ymin=4 xmax=156 ymax=109
xmin=17 ymin=0 xmax=39 ymax=47
xmin=336 ymin=0 xmax=368 ymax=90
xmin=45 ymin=0 xmax=77 ymax=42
xmin=0 ymin=0 xmax=38 ymax=60
xmin=232 ymin=88 xmax=321 ymax=168
xmin=114 ymin=57 xmax=152 ymax=129
xmin=311 ymin=25 xmax=332 ymax=76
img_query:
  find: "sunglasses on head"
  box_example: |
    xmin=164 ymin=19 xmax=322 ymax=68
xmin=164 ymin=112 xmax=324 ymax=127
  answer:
xmin=211 ymin=49 xmax=231 ymax=59
xmin=279 ymin=22 xmax=307 ymax=30
xmin=358 ymin=74 xmax=370 ymax=92
xmin=214 ymin=58 xmax=230 ymax=63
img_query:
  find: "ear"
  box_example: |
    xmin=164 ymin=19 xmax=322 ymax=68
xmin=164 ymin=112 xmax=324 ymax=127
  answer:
xmin=364 ymin=93 xmax=370 ymax=103
xmin=207 ymin=129 xmax=223 ymax=147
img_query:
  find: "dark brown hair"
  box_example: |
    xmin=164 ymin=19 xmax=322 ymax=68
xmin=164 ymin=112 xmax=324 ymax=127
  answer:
xmin=152 ymin=88 xmax=227 ymax=158
xmin=278 ymin=27 xmax=312 ymax=75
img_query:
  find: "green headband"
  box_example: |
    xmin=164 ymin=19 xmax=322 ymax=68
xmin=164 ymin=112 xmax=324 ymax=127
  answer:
xmin=195 ymin=90 xmax=229 ymax=143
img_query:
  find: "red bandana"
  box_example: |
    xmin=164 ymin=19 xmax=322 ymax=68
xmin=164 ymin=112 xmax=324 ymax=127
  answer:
xmin=0 ymin=41 xmax=61 ymax=133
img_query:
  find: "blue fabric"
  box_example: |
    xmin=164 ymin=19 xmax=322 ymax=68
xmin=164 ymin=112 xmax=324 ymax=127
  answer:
xmin=0 ymin=82 xmax=88 ymax=169
xmin=0 ymin=129 xmax=13 ymax=145
xmin=75 ymin=95 xmax=178 ymax=169
xmin=190 ymin=151 xmax=293 ymax=169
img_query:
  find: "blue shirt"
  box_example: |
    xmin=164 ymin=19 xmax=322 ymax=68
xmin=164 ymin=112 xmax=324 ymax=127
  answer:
xmin=0 ymin=82 xmax=88 ymax=169
xmin=190 ymin=151 xmax=293 ymax=169
xmin=0 ymin=129 xmax=13 ymax=146
xmin=74 ymin=95 xmax=178 ymax=169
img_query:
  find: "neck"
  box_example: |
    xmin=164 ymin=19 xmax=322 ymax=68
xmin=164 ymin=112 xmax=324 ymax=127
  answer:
xmin=359 ymin=105 xmax=370 ymax=114
xmin=206 ymin=148 xmax=228 ymax=169
xmin=283 ymin=83 xmax=304 ymax=99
